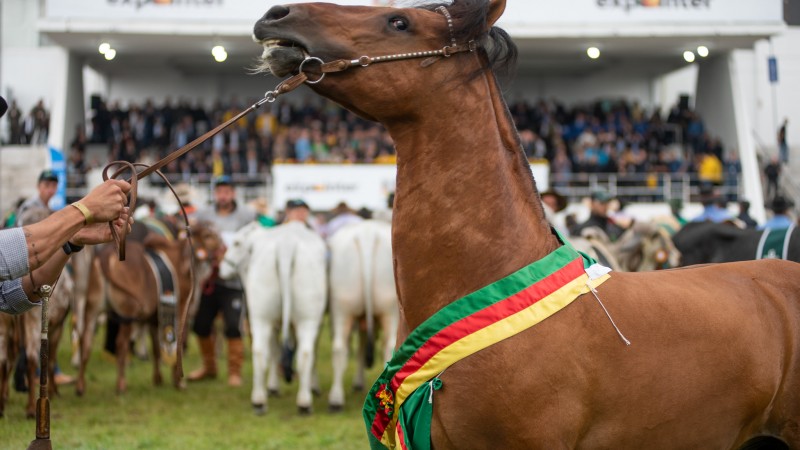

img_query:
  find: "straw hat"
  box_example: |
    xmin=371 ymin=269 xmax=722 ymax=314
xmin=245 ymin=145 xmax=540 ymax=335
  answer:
xmin=174 ymin=183 xmax=194 ymax=205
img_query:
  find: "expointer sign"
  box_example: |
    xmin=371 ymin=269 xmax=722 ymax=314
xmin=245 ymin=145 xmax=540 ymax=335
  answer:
xmin=46 ymin=0 xmax=781 ymax=24
xmin=596 ymin=0 xmax=711 ymax=13
xmin=107 ymin=0 xmax=224 ymax=10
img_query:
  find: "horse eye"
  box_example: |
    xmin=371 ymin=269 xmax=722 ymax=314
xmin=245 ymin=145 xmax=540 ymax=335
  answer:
xmin=390 ymin=17 xmax=409 ymax=31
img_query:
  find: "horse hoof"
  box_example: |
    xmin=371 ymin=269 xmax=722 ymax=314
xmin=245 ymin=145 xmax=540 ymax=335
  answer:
xmin=352 ymin=384 xmax=364 ymax=393
xmin=76 ymin=387 xmax=85 ymax=397
xmin=253 ymin=404 xmax=267 ymax=416
xmin=298 ymin=406 xmax=312 ymax=416
xmin=329 ymin=404 xmax=344 ymax=413
xmin=26 ymin=411 xmax=35 ymax=420
xmin=312 ymin=387 xmax=322 ymax=397
xmin=268 ymin=389 xmax=280 ymax=397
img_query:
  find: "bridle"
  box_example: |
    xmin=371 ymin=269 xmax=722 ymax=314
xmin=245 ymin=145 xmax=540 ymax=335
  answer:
xmin=260 ymin=6 xmax=477 ymax=102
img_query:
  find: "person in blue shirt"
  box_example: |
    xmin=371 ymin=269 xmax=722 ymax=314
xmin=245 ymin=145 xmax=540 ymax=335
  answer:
xmin=759 ymin=195 xmax=795 ymax=230
xmin=691 ymin=187 xmax=734 ymax=224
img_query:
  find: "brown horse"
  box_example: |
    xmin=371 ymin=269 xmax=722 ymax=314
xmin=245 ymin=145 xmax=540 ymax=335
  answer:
xmin=254 ymin=1 xmax=800 ymax=448
xmin=0 ymin=206 xmax=73 ymax=418
xmin=90 ymin=219 xmax=221 ymax=394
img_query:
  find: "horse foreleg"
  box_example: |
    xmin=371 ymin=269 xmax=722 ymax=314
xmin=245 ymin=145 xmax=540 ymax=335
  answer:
xmin=148 ymin=322 xmax=162 ymax=387
xmin=25 ymin=352 xmax=37 ymax=419
xmin=76 ymin=268 xmax=103 ymax=397
xmin=48 ymin=323 xmax=65 ymax=398
xmin=294 ymin=320 xmax=320 ymax=415
xmin=0 ymin=360 xmax=7 ymax=418
xmin=115 ymin=322 xmax=133 ymax=394
xmin=328 ymin=313 xmax=353 ymax=411
xmin=249 ymin=321 xmax=271 ymax=415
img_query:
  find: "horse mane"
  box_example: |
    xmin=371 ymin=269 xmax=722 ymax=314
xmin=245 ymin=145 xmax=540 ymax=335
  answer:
xmin=417 ymin=0 xmax=518 ymax=77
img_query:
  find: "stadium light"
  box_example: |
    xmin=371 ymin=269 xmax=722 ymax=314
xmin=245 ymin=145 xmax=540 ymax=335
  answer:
xmin=104 ymin=48 xmax=117 ymax=60
xmin=212 ymin=45 xmax=228 ymax=62
xmin=697 ymin=46 xmax=709 ymax=58
xmin=587 ymin=47 xmax=600 ymax=59
xmin=683 ymin=51 xmax=695 ymax=63
xmin=98 ymin=42 xmax=111 ymax=54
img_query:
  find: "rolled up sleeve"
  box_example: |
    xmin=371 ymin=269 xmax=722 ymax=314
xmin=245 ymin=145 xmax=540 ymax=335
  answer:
xmin=0 ymin=278 xmax=37 ymax=315
xmin=0 ymin=228 xmax=30 ymax=281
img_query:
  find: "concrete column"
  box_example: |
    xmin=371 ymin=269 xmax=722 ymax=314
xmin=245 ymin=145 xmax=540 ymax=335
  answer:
xmin=695 ymin=51 xmax=766 ymax=223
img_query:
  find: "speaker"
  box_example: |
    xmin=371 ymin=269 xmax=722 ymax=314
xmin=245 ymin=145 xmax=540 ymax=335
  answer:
xmin=679 ymin=94 xmax=690 ymax=111
xmin=90 ymin=94 xmax=102 ymax=110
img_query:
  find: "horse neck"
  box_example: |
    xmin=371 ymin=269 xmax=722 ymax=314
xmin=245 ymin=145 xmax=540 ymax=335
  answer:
xmin=385 ymin=65 xmax=559 ymax=331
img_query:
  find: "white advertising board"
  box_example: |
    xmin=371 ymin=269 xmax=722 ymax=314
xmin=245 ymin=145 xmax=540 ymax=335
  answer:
xmin=271 ymin=163 xmax=549 ymax=211
xmin=44 ymin=0 xmax=783 ymax=25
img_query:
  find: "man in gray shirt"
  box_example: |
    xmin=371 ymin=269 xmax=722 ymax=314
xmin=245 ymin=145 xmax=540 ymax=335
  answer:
xmin=15 ymin=169 xmax=59 ymax=225
xmin=188 ymin=175 xmax=256 ymax=387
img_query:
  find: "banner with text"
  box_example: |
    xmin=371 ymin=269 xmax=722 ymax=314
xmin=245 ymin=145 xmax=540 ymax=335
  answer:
xmin=272 ymin=163 xmax=549 ymax=211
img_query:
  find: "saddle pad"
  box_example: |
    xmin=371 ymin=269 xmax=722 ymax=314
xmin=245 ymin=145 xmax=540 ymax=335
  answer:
xmin=363 ymin=241 xmax=611 ymax=450
xmin=756 ymin=224 xmax=795 ymax=260
xmin=144 ymin=248 xmax=179 ymax=365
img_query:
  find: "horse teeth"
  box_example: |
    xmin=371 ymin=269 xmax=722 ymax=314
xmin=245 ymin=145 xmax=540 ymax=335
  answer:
xmin=261 ymin=39 xmax=293 ymax=49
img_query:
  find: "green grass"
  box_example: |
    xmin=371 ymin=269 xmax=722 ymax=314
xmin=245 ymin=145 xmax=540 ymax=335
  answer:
xmin=1 ymin=318 xmax=383 ymax=449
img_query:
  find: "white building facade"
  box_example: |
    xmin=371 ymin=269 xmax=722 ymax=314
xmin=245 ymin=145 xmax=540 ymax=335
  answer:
xmin=0 ymin=0 xmax=795 ymax=220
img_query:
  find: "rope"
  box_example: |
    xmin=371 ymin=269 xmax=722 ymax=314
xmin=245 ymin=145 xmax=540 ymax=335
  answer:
xmin=586 ymin=282 xmax=631 ymax=346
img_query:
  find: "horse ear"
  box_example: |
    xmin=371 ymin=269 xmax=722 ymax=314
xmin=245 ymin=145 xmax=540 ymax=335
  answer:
xmin=487 ymin=0 xmax=506 ymax=28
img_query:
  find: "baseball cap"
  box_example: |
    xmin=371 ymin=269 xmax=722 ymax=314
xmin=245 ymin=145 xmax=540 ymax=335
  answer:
xmin=212 ymin=175 xmax=233 ymax=187
xmin=285 ymin=199 xmax=310 ymax=210
xmin=38 ymin=169 xmax=59 ymax=183
xmin=590 ymin=190 xmax=612 ymax=203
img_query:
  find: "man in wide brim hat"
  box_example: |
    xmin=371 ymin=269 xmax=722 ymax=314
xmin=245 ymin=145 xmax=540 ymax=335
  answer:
xmin=540 ymin=189 xmax=568 ymax=213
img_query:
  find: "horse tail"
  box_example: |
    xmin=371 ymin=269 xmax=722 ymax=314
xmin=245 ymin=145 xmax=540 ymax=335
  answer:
xmin=278 ymin=235 xmax=296 ymax=383
xmin=356 ymin=223 xmax=377 ymax=369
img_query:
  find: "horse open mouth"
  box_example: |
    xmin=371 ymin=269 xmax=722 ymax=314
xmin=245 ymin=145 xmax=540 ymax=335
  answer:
xmin=256 ymin=37 xmax=308 ymax=77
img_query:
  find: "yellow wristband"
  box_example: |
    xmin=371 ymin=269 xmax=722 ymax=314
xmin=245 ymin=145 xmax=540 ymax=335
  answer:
xmin=70 ymin=202 xmax=93 ymax=225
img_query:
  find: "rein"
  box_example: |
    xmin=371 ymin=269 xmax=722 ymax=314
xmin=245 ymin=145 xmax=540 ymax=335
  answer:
xmin=103 ymin=5 xmax=477 ymax=258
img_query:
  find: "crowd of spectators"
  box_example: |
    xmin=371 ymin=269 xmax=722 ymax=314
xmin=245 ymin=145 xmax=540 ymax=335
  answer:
xmin=65 ymin=95 xmax=736 ymax=189
xmin=1 ymin=98 xmax=50 ymax=146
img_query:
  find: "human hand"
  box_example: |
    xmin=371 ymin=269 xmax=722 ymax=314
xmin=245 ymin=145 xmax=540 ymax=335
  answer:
xmin=75 ymin=180 xmax=131 ymax=223
xmin=70 ymin=208 xmax=133 ymax=245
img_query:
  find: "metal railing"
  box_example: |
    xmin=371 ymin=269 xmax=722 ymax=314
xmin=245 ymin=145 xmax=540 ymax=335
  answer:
xmin=550 ymin=172 xmax=740 ymax=204
xmin=65 ymin=169 xmax=739 ymax=206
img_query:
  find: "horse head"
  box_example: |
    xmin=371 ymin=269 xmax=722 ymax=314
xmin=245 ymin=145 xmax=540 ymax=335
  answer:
xmin=253 ymin=0 xmax=514 ymax=122
xmin=185 ymin=220 xmax=225 ymax=280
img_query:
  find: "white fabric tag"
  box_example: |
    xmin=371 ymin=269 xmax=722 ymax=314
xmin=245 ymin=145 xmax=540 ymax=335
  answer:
xmin=585 ymin=263 xmax=612 ymax=280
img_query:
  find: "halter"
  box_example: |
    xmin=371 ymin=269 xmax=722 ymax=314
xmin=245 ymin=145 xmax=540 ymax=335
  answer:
xmin=261 ymin=6 xmax=477 ymax=102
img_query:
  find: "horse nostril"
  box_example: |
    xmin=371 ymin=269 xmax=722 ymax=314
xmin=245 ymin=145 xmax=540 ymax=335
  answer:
xmin=264 ymin=4 xmax=290 ymax=22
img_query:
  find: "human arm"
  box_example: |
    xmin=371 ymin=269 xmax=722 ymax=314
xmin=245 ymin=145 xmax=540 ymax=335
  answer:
xmin=22 ymin=179 xmax=129 ymax=271
xmin=22 ymin=211 xmax=131 ymax=302
xmin=0 ymin=278 xmax=37 ymax=315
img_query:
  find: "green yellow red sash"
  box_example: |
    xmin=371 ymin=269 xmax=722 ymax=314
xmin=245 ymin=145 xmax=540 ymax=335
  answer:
xmin=363 ymin=241 xmax=611 ymax=450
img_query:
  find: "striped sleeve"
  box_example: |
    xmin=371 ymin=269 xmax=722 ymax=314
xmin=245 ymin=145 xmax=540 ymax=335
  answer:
xmin=0 ymin=278 xmax=38 ymax=315
xmin=0 ymin=228 xmax=30 ymax=281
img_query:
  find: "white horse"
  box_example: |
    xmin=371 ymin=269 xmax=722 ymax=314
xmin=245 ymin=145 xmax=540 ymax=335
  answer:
xmin=327 ymin=220 xmax=398 ymax=411
xmin=220 ymin=221 xmax=327 ymax=415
